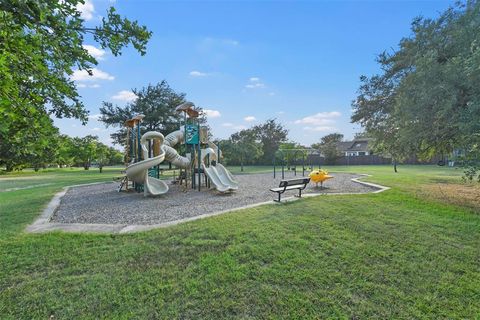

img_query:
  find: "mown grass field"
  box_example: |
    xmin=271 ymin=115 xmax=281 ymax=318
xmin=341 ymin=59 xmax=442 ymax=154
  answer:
xmin=0 ymin=165 xmax=479 ymax=318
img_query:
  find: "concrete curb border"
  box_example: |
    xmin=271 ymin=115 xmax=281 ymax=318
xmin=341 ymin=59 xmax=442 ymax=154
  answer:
xmin=26 ymin=174 xmax=390 ymax=234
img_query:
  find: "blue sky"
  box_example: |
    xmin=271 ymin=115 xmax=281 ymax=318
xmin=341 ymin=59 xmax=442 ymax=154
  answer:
xmin=57 ymin=0 xmax=453 ymax=147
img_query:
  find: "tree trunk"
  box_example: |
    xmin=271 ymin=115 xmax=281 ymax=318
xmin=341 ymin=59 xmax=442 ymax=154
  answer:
xmin=99 ymin=165 xmax=103 ymax=173
xmin=393 ymin=159 xmax=398 ymax=173
xmin=84 ymin=163 xmax=89 ymax=170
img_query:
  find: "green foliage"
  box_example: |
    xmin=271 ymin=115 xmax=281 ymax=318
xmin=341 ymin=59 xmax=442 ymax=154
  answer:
xmin=0 ymin=0 xmax=151 ymax=123
xmin=95 ymin=143 xmax=109 ymax=173
xmin=55 ymin=135 xmax=76 ymax=167
xmin=217 ymin=119 xmax=287 ymax=167
xmin=251 ymin=119 xmax=288 ymax=163
xmin=351 ymin=1 xmax=480 ymax=173
xmin=0 ymin=106 xmax=59 ymax=171
xmin=219 ymin=129 xmax=263 ymax=170
xmin=71 ymin=135 xmax=98 ymax=170
xmin=277 ymin=141 xmax=306 ymax=167
xmin=461 ymin=138 xmax=480 ymax=182
xmin=0 ymin=0 xmax=151 ymax=171
xmin=312 ymin=133 xmax=343 ymax=165
xmin=462 ymin=165 xmax=480 ymax=183
xmin=99 ymin=81 xmax=186 ymax=145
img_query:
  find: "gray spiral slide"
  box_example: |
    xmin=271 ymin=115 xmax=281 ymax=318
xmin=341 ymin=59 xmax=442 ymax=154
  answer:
xmin=126 ymin=130 xmax=190 ymax=196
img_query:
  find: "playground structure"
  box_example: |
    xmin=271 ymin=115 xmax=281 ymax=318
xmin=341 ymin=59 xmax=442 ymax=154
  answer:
xmin=119 ymin=102 xmax=238 ymax=196
xmin=273 ymin=148 xmax=322 ymax=179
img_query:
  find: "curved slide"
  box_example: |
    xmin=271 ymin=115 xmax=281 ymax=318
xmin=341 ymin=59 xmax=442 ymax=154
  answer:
xmin=126 ymin=131 xmax=169 ymax=196
xmin=126 ymin=129 xmax=237 ymax=195
xmin=201 ymin=147 xmax=238 ymax=192
xmin=126 ymin=130 xmax=191 ymax=196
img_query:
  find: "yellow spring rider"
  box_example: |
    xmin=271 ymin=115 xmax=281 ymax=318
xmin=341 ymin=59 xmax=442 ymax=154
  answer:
xmin=309 ymin=169 xmax=333 ymax=188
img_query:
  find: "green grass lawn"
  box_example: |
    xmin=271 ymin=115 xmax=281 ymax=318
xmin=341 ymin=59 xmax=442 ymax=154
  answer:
xmin=1 ymin=165 xmax=479 ymax=318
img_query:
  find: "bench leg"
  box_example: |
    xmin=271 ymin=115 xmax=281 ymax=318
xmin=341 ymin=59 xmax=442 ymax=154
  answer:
xmin=294 ymin=189 xmax=302 ymax=198
xmin=273 ymin=193 xmax=281 ymax=202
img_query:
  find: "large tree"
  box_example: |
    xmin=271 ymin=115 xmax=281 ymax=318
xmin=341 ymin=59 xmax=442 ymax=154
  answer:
xmin=0 ymin=107 xmax=59 ymax=171
xmin=312 ymin=133 xmax=343 ymax=165
xmin=0 ymin=0 xmax=151 ymax=122
xmin=99 ymin=81 xmax=186 ymax=145
xmin=71 ymin=135 xmax=98 ymax=170
xmin=0 ymin=0 xmax=151 ymax=171
xmin=229 ymin=129 xmax=263 ymax=171
xmin=252 ymin=119 xmax=288 ymax=164
xmin=351 ymin=1 xmax=480 ymax=172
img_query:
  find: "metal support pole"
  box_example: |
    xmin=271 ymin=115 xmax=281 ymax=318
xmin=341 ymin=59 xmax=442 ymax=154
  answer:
xmin=294 ymin=154 xmax=297 ymax=176
xmin=197 ymin=142 xmax=201 ymax=191
xmin=137 ymin=122 xmax=141 ymax=161
xmin=191 ymin=145 xmax=195 ymax=189
xmin=273 ymin=155 xmax=276 ymax=179
xmin=302 ymin=154 xmax=305 ymax=177
xmin=206 ymin=153 xmax=210 ymax=188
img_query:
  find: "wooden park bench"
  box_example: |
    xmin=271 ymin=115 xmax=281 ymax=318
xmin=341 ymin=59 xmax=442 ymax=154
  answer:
xmin=270 ymin=177 xmax=310 ymax=202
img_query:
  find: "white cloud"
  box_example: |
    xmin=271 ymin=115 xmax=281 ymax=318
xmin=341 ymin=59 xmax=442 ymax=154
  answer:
xmin=277 ymin=111 xmax=285 ymax=115
xmin=91 ymin=127 xmax=102 ymax=132
xmin=72 ymin=68 xmax=114 ymax=81
xmin=295 ymin=111 xmax=341 ymax=133
xmin=77 ymin=0 xmax=95 ymax=20
xmin=245 ymin=77 xmax=266 ymax=89
xmin=294 ymin=111 xmax=341 ymax=125
xmin=303 ymin=126 xmax=337 ymax=132
xmin=77 ymin=83 xmax=100 ymax=89
xmin=83 ymin=45 xmax=106 ymax=60
xmin=245 ymin=83 xmax=265 ymax=89
xmin=244 ymin=116 xmax=256 ymax=122
xmin=88 ymin=114 xmax=101 ymax=121
xmin=111 ymin=90 xmax=138 ymax=102
xmin=269 ymin=92 xmax=275 ymax=96
xmin=222 ymin=122 xmax=233 ymax=127
xmin=203 ymin=109 xmax=221 ymax=118
xmin=189 ymin=70 xmax=210 ymax=77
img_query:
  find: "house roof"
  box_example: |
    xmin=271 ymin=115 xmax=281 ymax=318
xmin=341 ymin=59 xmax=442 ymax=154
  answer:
xmin=337 ymin=139 xmax=372 ymax=152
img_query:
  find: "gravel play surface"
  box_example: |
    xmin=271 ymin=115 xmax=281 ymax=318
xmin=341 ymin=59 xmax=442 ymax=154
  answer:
xmin=51 ymin=172 xmax=379 ymax=225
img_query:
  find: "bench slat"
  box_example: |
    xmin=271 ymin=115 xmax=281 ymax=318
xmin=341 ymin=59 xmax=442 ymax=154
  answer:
xmin=270 ymin=185 xmax=306 ymax=192
xmin=279 ymin=178 xmax=310 ymax=188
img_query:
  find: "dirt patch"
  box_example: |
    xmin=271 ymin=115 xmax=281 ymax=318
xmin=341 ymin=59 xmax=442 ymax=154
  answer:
xmin=421 ymin=183 xmax=480 ymax=213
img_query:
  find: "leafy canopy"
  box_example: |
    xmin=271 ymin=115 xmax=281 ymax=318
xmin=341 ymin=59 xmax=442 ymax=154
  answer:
xmin=312 ymin=133 xmax=343 ymax=164
xmin=99 ymin=81 xmax=187 ymax=145
xmin=352 ymin=1 xmax=480 ymax=164
xmin=0 ymin=0 xmax=151 ymax=171
xmin=0 ymin=0 xmax=151 ymax=122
